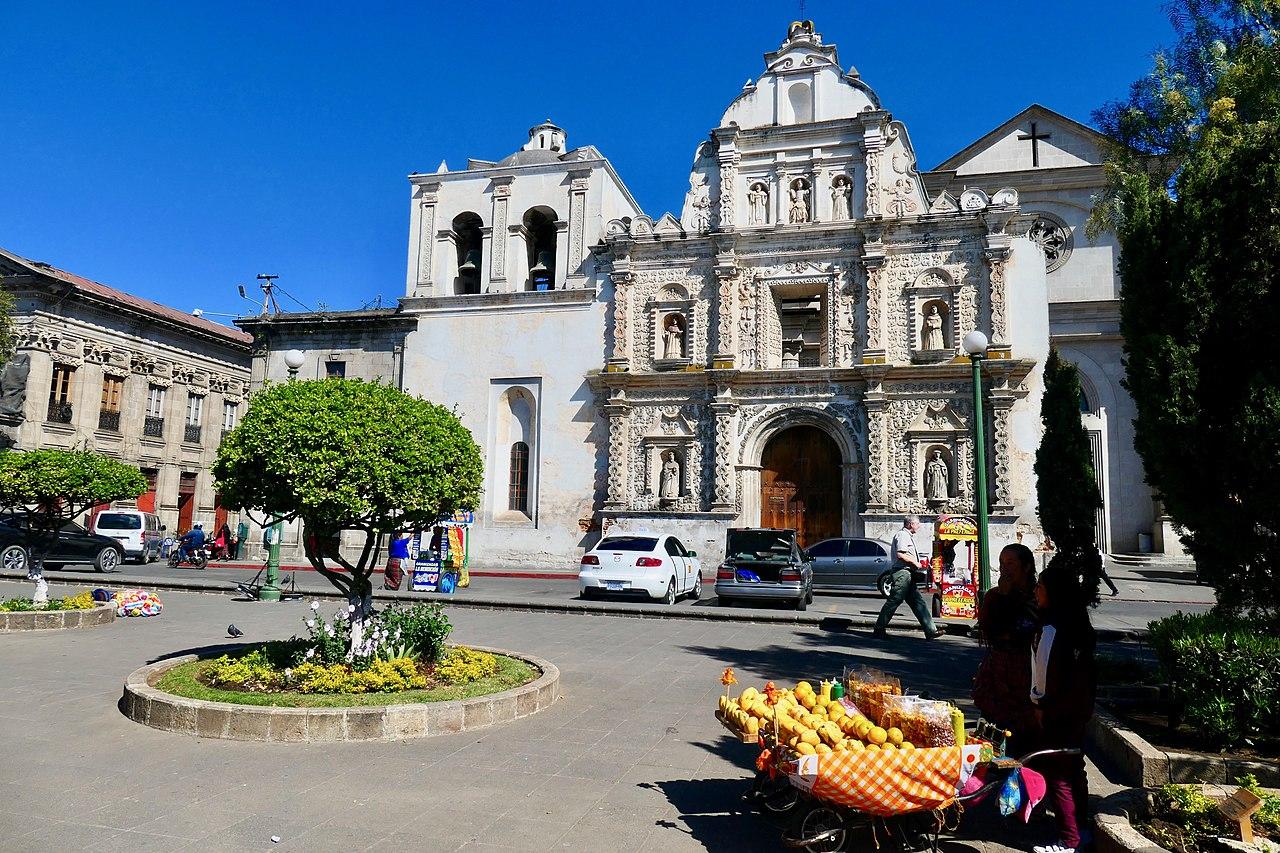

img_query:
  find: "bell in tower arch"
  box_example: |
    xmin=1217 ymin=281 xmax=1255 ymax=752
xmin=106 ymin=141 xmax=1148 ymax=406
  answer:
xmin=458 ymin=249 xmax=481 ymax=275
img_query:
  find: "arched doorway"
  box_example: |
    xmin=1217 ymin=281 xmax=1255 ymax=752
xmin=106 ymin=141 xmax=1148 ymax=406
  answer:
xmin=760 ymin=425 xmax=842 ymax=547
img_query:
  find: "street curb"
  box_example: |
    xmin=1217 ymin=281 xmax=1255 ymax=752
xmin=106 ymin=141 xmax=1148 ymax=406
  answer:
xmin=1094 ymin=788 xmax=1169 ymax=853
xmin=203 ymin=562 xmax=578 ymax=581
xmin=0 ymin=570 xmax=1149 ymax=639
xmin=0 ymin=600 xmax=115 ymax=633
xmin=122 ymin=644 xmax=559 ymax=742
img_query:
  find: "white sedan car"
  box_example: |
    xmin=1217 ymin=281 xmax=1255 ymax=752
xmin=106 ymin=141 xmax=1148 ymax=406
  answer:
xmin=578 ymin=533 xmax=703 ymax=605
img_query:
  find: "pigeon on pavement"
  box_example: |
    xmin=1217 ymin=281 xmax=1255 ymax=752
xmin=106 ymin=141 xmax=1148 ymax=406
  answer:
xmin=227 ymin=624 xmax=244 ymax=638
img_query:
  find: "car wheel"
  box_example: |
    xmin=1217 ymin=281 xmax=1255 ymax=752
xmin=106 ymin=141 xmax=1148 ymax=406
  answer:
xmin=663 ymin=578 xmax=676 ymax=606
xmin=1 ymin=544 xmax=28 ymax=573
xmin=94 ymin=547 xmax=120 ymax=573
xmin=877 ymin=572 xmax=894 ymax=598
xmin=718 ymin=596 xmax=735 ymax=607
xmin=691 ymin=572 xmax=702 ymax=601
xmin=795 ymin=594 xmax=807 ymax=611
xmin=805 ymin=585 xmax=814 ymax=605
xmin=581 ymin=587 xmax=597 ymax=600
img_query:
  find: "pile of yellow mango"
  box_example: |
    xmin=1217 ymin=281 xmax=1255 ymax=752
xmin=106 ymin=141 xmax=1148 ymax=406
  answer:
xmin=717 ymin=680 xmax=918 ymax=756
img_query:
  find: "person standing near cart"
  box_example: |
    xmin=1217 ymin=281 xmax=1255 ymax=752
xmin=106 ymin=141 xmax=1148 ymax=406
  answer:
xmin=873 ymin=515 xmax=945 ymax=639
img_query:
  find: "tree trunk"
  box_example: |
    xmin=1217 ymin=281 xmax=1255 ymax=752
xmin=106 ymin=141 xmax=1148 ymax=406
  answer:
xmin=345 ymin=572 xmax=375 ymax=658
xmin=28 ymin=552 xmax=47 ymax=605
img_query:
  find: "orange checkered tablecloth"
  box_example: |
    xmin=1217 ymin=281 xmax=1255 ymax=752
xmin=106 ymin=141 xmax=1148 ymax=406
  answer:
xmin=786 ymin=745 xmax=983 ymax=816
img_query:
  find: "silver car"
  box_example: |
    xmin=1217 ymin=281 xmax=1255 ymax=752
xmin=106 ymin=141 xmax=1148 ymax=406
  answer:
xmin=714 ymin=528 xmax=814 ymax=610
xmin=805 ymin=537 xmax=929 ymax=597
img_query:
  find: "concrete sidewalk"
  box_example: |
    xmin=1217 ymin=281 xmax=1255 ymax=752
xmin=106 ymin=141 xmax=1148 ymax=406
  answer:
xmin=0 ymin=580 xmax=1126 ymax=852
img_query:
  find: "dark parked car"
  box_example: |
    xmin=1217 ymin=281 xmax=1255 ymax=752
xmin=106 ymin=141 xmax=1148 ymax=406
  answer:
xmin=714 ymin=527 xmax=813 ymax=610
xmin=0 ymin=517 xmax=124 ymax=573
xmin=805 ymin=537 xmax=929 ymax=597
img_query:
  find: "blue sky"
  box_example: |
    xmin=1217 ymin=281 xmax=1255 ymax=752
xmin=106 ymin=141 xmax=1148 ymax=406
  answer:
xmin=0 ymin=1 xmax=1173 ymax=323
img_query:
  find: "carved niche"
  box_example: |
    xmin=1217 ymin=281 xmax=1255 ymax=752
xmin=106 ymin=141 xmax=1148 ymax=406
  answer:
xmin=907 ymin=268 xmax=957 ymax=362
xmin=628 ymin=405 xmax=703 ymax=512
xmin=650 ymin=283 xmax=694 ymax=369
xmin=900 ymin=400 xmax=971 ymax=514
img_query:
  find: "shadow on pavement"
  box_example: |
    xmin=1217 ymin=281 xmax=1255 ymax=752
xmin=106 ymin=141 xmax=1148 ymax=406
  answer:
xmin=146 ymin=642 xmax=246 ymax=664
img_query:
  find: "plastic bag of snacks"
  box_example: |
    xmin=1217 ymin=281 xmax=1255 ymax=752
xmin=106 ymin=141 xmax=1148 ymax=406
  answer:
xmin=845 ymin=666 xmax=901 ymax=725
xmin=880 ymin=696 xmax=957 ymax=747
xmin=113 ymin=588 xmax=162 ymax=617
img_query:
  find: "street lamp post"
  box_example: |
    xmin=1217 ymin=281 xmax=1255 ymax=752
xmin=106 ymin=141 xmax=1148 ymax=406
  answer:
xmin=260 ymin=348 xmax=306 ymax=602
xmin=962 ymin=330 xmax=992 ymax=606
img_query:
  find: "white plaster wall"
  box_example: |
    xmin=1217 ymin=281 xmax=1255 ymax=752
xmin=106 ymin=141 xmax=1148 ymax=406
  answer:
xmin=399 ymin=300 xmax=607 ymax=570
xmin=954 ymin=124 xmax=1100 ymax=175
xmin=721 ymin=63 xmax=873 ymax=129
xmin=1004 ymin=237 xmax=1051 ymax=530
xmin=1022 ymin=188 xmax=1120 ymax=303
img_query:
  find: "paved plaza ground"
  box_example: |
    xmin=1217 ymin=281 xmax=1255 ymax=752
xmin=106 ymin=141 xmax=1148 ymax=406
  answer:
xmin=0 ymin=579 xmax=1143 ymax=852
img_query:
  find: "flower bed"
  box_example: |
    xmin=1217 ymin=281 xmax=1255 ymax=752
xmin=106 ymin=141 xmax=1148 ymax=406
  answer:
xmin=0 ymin=590 xmax=96 ymax=612
xmin=1136 ymin=778 xmax=1280 ymax=852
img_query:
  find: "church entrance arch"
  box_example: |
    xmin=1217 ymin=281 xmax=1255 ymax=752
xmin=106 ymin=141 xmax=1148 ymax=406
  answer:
xmin=760 ymin=425 xmax=842 ymax=547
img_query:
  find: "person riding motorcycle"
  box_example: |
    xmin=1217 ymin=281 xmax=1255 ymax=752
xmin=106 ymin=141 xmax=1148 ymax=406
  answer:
xmin=177 ymin=523 xmax=206 ymax=563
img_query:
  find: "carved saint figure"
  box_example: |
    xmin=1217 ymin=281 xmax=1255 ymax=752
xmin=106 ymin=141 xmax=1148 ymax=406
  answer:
xmin=922 ymin=305 xmax=946 ymax=351
xmin=687 ymin=175 xmax=712 ymax=233
xmin=788 ymin=181 xmax=810 ymax=224
xmin=660 ymin=450 xmax=681 ymax=499
xmin=663 ymin=315 xmax=685 ymax=360
xmin=831 ymin=178 xmax=852 ymax=221
xmin=0 ymin=353 xmax=31 ymax=420
xmin=748 ymin=183 xmax=769 ymax=225
xmin=926 ymin=449 xmax=949 ymax=500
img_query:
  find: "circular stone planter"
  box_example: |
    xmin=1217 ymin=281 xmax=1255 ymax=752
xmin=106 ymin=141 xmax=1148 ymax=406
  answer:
xmin=121 ymin=644 xmax=560 ymax=742
xmin=0 ymin=601 xmax=114 ymax=633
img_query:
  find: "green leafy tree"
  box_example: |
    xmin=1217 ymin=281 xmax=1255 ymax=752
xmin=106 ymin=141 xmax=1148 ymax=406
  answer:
xmin=1115 ymin=20 xmax=1280 ymax=611
xmin=0 ymin=449 xmax=147 ymax=601
xmin=213 ymin=379 xmax=483 ymax=642
xmin=1035 ymin=349 xmax=1102 ymax=553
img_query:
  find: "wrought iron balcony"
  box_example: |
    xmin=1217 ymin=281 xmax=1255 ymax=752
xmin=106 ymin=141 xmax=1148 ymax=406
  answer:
xmin=183 ymin=423 xmax=202 ymax=444
xmin=143 ymin=416 xmax=165 ymax=438
xmin=98 ymin=410 xmax=121 ymax=432
xmin=47 ymin=401 xmax=73 ymax=424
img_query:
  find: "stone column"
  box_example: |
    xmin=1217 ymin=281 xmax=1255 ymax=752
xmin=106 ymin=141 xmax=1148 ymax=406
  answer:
xmin=567 ymin=171 xmax=591 ymax=285
xmin=861 ymin=240 xmax=887 ymax=364
xmin=489 ymin=178 xmax=512 ymax=289
xmin=554 ymin=220 xmax=570 ymax=290
xmin=713 ymin=264 xmax=738 ymax=369
xmin=607 ymin=270 xmax=633 ymax=371
xmin=710 ymin=397 xmax=738 ymax=511
xmin=983 ymin=239 xmax=1012 ymax=349
xmin=715 ymin=127 xmax=740 ymax=231
xmin=434 ymin=229 xmax=455 ymax=295
xmin=989 ymin=402 xmax=1015 ymax=514
xmin=603 ymin=401 xmax=631 ymax=512
xmin=862 ymin=114 xmax=887 ymax=219
xmin=863 ymin=377 xmax=889 ymax=513
xmin=412 ymin=184 xmax=439 ymax=297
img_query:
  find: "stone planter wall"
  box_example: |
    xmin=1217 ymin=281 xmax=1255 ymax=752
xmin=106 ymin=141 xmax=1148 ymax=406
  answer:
xmin=122 ymin=644 xmax=560 ymax=742
xmin=1088 ymin=707 xmax=1280 ymax=787
xmin=0 ymin=601 xmax=115 ymax=632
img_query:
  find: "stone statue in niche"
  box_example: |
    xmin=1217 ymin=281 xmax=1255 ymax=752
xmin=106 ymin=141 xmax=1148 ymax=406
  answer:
xmin=831 ymin=176 xmax=852 ymax=221
xmin=0 ymin=353 xmax=31 ymax=421
xmin=688 ymin=175 xmax=711 ymax=233
xmin=662 ymin=315 xmax=686 ymax=360
xmin=922 ymin=305 xmax=946 ymax=351
xmin=788 ymin=180 xmax=810 ymax=224
xmin=925 ymin=449 xmax=949 ymax=500
xmin=659 ymin=450 xmax=681 ymax=499
xmin=748 ymin=183 xmax=769 ymax=225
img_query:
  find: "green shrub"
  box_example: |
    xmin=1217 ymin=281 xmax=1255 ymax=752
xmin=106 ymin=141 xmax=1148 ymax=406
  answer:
xmin=289 ymin=657 xmax=425 ymax=694
xmin=202 ymin=649 xmax=287 ymax=690
xmin=1148 ymin=611 xmax=1280 ymax=746
xmin=58 ymin=591 xmax=96 ymax=610
xmin=436 ymin=646 xmax=498 ymax=684
xmin=381 ymin=602 xmax=451 ymax=663
xmin=0 ymin=591 xmax=97 ymax=612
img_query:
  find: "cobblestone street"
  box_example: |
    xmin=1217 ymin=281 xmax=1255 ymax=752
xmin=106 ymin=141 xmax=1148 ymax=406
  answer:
xmin=0 ymin=580 xmax=1126 ymax=851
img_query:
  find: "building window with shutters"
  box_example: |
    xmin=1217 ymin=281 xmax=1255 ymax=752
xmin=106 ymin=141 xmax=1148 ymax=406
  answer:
xmin=508 ymin=441 xmax=530 ymax=514
xmin=222 ymin=400 xmax=238 ymax=441
xmin=47 ymin=365 xmax=75 ymax=423
xmin=99 ymin=376 xmax=124 ymax=431
xmin=184 ymin=393 xmax=203 ymax=444
xmin=144 ymin=385 xmax=166 ymax=438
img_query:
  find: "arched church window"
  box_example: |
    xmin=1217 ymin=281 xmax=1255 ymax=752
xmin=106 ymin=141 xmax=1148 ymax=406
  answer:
xmin=452 ymin=212 xmax=483 ymax=295
xmin=1079 ymin=389 xmax=1092 ymax=414
xmin=508 ymin=441 xmax=530 ymax=514
xmin=523 ymin=207 xmax=557 ymax=291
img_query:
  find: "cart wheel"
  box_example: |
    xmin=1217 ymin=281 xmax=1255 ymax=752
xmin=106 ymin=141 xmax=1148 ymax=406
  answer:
xmin=784 ymin=804 xmax=846 ymax=852
xmin=760 ymin=780 xmax=802 ymax=816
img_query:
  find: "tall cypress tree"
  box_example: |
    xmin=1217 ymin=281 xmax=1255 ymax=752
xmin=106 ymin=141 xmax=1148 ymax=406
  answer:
xmin=1035 ymin=349 xmax=1102 ymax=554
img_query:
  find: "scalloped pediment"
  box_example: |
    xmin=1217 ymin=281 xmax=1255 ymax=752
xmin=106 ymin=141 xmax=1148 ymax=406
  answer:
xmin=908 ymin=402 xmax=966 ymax=433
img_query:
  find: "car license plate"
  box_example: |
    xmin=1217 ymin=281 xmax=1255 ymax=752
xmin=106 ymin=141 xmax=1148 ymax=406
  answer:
xmin=605 ymin=581 xmax=624 ymax=592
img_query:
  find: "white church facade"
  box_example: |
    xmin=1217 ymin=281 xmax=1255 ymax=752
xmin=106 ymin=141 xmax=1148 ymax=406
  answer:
xmin=243 ymin=22 xmax=1166 ymax=569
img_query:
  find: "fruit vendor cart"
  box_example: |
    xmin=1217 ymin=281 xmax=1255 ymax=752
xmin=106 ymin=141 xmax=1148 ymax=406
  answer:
xmin=930 ymin=515 xmax=979 ymax=620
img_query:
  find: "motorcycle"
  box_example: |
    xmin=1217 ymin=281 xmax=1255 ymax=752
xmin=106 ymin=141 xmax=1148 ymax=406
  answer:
xmin=168 ymin=545 xmax=210 ymax=570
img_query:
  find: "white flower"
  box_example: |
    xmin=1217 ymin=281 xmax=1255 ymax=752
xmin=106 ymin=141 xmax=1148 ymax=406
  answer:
xmin=310 ymin=600 xmax=320 ymax=611
xmin=348 ymin=604 xmax=356 ymax=613
xmin=306 ymin=619 xmax=315 ymax=629
xmin=305 ymin=648 xmax=315 ymax=659
xmin=284 ymin=668 xmax=292 ymax=679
